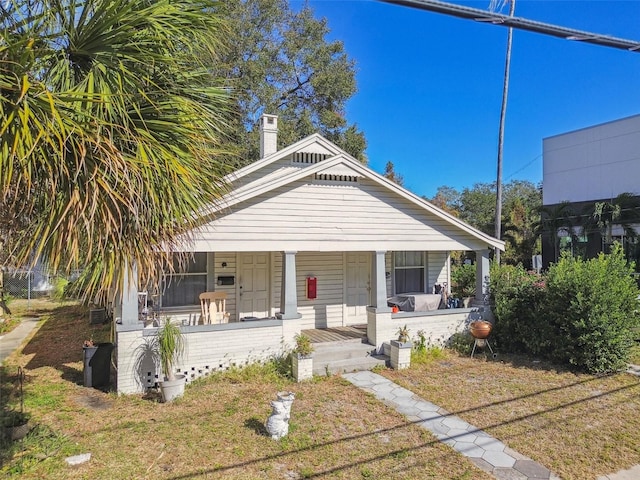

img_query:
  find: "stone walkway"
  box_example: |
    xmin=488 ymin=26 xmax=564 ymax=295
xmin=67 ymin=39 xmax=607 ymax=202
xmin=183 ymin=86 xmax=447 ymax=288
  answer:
xmin=343 ymin=370 xmax=560 ymax=480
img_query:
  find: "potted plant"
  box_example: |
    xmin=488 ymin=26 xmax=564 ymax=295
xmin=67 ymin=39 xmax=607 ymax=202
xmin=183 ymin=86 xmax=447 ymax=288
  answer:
xmin=156 ymin=318 xmax=186 ymax=402
xmin=291 ymin=333 xmax=314 ymax=382
xmin=390 ymin=325 xmax=412 ymax=370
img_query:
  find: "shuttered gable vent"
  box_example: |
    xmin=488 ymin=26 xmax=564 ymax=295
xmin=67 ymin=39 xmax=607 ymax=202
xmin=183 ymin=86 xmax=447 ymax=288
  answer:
xmin=292 ymin=152 xmax=330 ymax=164
xmin=314 ymin=173 xmax=358 ymax=183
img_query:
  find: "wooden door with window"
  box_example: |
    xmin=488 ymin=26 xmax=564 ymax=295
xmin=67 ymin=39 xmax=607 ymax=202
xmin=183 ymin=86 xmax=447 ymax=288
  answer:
xmin=238 ymin=253 xmax=270 ymax=319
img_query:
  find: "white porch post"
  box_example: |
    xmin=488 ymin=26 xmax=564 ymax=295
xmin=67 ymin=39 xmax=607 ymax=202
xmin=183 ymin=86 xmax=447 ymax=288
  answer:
xmin=367 ymin=250 xmax=393 ymax=352
xmin=371 ymin=250 xmax=389 ymax=309
xmin=118 ymin=261 xmax=139 ymax=326
xmin=278 ymin=251 xmax=301 ymax=320
xmin=475 ymin=249 xmax=490 ymax=306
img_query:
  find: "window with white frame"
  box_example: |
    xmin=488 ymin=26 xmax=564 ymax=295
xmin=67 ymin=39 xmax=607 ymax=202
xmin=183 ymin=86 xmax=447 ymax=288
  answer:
xmin=161 ymin=253 xmax=208 ymax=307
xmin=394 ymin=251 xmax=425 ymax=294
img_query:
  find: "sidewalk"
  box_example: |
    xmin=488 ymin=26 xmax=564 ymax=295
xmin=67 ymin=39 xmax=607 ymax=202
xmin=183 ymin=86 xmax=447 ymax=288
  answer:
xmin=0 ymin=315 xmax=41 ymax=364
xmin=344 ymin=370 xmax=559 ymax=480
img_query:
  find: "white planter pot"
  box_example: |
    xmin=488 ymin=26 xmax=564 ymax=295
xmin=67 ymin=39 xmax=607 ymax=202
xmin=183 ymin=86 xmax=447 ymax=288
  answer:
xmin=291 ymin=354 xmax=313 ymax=382
xmin=390 ymin=340 xmax=412 ymax=370
xmin=159 ymin=374 xmax=187 ymax=402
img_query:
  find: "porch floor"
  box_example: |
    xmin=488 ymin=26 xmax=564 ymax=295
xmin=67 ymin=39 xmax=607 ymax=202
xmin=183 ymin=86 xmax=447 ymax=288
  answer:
xmin=301 ymin=325 xmax=367 ymax=344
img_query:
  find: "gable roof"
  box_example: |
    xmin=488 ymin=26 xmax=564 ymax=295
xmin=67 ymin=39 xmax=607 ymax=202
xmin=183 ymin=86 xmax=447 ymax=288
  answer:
xmin=201 ymin=133 xmax=504 ymax=252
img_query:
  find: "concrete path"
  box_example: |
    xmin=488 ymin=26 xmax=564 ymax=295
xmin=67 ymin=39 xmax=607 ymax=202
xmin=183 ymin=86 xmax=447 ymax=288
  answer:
xmin=597 ymin=465 xmax=640 ymax=480
xmin=0 ymin=316 xmax=41 ymax=364
xmin=344 ymin=370 xmax=560 ymax=480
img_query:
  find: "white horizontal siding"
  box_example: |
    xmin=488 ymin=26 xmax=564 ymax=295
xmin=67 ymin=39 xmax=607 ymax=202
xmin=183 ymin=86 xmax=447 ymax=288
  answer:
xmin=428 ymin=252 xmax=450 ymax=293
xmin=191 ymin=179 xmax=488 ymax=252
xmin=295 ymin=252 xmax=345 ymax=328
xmin=212 ymin=253 xmax=238 ymax=321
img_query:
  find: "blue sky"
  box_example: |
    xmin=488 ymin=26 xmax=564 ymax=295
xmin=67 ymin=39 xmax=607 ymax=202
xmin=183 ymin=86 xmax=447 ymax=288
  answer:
xmin=292 ymin=0 xmax=640 ymax=198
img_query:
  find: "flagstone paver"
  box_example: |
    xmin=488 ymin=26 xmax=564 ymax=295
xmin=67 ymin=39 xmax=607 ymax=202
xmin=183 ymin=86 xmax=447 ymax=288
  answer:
xmin=343 ymin=371 xmax=560 ymax=480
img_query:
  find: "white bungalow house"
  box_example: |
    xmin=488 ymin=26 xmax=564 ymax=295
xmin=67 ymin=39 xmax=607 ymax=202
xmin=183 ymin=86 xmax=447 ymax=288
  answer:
xmin=114 ymin=114 xmax=504 ymax=394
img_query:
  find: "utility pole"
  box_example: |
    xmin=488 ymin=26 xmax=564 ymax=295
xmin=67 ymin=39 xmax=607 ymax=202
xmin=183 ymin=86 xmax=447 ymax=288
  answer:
xmin=493 ymin=0 xmax=515 ymax=264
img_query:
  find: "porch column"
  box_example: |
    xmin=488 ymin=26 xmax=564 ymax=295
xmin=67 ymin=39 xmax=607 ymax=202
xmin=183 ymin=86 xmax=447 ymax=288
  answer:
xmin=278 ymin=251 xmax=301 ymax=320
xmin=118 ymin=261 xmax=139 ymax=326
xmin=474 ymin=249 xmax=490 ymax=305
xmin=370 ymin=251 xmax=390 ymax=311
xmin=367 ymin=250 xmax=393 ymax=352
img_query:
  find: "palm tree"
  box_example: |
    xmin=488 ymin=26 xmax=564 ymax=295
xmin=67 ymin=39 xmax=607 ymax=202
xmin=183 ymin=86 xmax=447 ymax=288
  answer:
xmin=0 ymin=0 xmax=233 ymax=302
xmin=589 ymin=193 xmax=640 ymax=252
xmin=491 ymin=0 xmax=516 ymax=264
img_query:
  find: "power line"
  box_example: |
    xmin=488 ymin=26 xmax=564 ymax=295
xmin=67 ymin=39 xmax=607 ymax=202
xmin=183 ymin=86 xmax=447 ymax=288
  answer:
xmin=379 ymin=0 xmax=640 ymax=52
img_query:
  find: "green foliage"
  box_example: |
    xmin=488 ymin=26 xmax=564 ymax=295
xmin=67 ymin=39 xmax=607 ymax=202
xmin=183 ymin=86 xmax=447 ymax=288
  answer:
xmin=446 ymin=331 xmax=474 ymax=356
xmin=216 ymin=0 xmax=367 ymax=163
xmin=50 ymin=277 xmax=70 ymax=302
xmin=490 ymin=263 xmax=549 ymax=356
xmin=451 ymin=263 xmax=476 ymax=298
xmin=1 ymin=0 xmax=232 ymax=303
xmin=544 ymin=247 xmax=640 ymax=373
xmin=396 ymin=325 xmax=410 ymax=343
xmin=156 ymin=318 xmax=185 ymax=381
xmin=292 ymin=333 xmax=314 ymax=357
xmin=383 ymin=161 xmax=404 ymax=186
xmin=411 ymin=345 xmax=446 ymax=365
xmin=490 ymin=247 xmax=640 ymax=373
xmin=413 ymin=329 xmax=427 ymax=352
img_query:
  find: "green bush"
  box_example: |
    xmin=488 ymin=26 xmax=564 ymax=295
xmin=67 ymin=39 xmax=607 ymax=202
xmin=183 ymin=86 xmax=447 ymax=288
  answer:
xmin=446 ymin=331 xmax=473 ymax=356
xmin=451 ymin=263 xmax=476 ymax=298
xmin=544 ymin=246 xmax=640 ymax=373
xmin=489 ymin=246 xmax=640 ymax=374
xmin=50 ymin=277 xmax=70 ymax=302
xmin=489 ymin=264 xmax=550 ymax=356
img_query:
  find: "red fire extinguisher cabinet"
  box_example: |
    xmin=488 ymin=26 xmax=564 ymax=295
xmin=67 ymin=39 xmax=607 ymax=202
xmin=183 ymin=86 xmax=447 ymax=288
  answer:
xmin=306 ymin=276 xmax=317 ymax=299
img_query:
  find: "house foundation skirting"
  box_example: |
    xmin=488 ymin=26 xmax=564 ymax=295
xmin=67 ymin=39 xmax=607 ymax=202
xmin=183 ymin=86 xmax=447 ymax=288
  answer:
xmin=115 ymin=309 xmax=485 ymax=394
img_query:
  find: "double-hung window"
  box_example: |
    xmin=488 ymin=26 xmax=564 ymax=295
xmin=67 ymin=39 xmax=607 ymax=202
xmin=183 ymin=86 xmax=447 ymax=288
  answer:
xmin=161 ymin=253 xmax=208 ymax=307
xmin=394 ymin=251 xmax=425 ymax=294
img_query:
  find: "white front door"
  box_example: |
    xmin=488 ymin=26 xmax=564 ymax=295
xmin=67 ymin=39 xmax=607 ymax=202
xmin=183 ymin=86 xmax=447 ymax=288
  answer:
xmin=238 ymin=253 xmax=270 ymax=319
xmin=345 ymin=252 xmax=371 ymax=324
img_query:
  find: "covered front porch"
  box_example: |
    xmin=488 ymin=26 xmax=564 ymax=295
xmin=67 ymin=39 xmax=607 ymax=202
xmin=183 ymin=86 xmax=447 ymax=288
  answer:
xmin=114 ymin=247 xmax=491 ymax=394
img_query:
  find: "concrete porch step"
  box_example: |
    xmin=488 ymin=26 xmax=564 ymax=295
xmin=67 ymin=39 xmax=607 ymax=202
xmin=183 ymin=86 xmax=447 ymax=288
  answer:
xmin=312 ymin=341 xmax=388 ymax=376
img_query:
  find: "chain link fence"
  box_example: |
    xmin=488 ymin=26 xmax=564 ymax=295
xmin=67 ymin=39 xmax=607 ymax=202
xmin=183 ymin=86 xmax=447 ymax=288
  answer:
xmin=2 ymin=267 xmax=55 ymax=300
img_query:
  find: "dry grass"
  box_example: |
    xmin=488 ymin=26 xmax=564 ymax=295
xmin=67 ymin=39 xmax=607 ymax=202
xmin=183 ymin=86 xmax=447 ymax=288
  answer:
xmin=2 ymin=301 xmax=489 ymax=479
xmin=384 ymin=351 xmax=640 ymax=480
xmin=3 ymin=300 xmax=639 ymax=479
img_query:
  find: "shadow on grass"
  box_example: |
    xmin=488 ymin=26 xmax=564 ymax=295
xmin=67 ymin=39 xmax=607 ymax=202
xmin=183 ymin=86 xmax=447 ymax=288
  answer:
xmin=244 ymin=416 xmax=268 ymax=436
xmin=20 ymin=304 xmax=112 ymax=384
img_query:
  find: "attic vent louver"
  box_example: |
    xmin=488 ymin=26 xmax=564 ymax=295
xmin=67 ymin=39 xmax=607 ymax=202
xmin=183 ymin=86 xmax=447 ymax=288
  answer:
xmin=314 ymin=173 xmax=358 ymax=183
xmin=293 ymin=152 xmax=329 ymax=164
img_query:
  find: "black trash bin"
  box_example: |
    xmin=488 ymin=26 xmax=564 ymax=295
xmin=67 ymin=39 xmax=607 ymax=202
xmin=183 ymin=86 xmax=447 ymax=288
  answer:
xmin=83 ymin=343 xmax=114 ymax=388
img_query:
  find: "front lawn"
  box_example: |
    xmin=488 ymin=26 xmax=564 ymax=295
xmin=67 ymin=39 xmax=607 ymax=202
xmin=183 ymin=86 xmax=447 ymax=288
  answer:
xmin=2 ymin=300 xmax=639 ymax=479
xmin=384 ymin=351 xmax=640 ymax=480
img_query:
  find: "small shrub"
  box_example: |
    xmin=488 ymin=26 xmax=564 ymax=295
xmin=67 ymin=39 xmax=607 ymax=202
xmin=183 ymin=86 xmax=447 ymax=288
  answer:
xmin=293 ymin=333 xmax=314 ymax=357
xmin=413 ymin=329 xmax=427 ymax=352
xmin=411 ymin=345 xmax=446 ymax=364
xmin=447 ymin=331 xmax=473 ymax=356
xmin=50 ymin=277 xmax=70 ymax=301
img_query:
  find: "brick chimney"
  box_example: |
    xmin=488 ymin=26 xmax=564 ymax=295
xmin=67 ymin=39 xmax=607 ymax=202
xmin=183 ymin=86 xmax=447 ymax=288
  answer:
xmin=259 ymin=113 xmax=278 ymax=158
